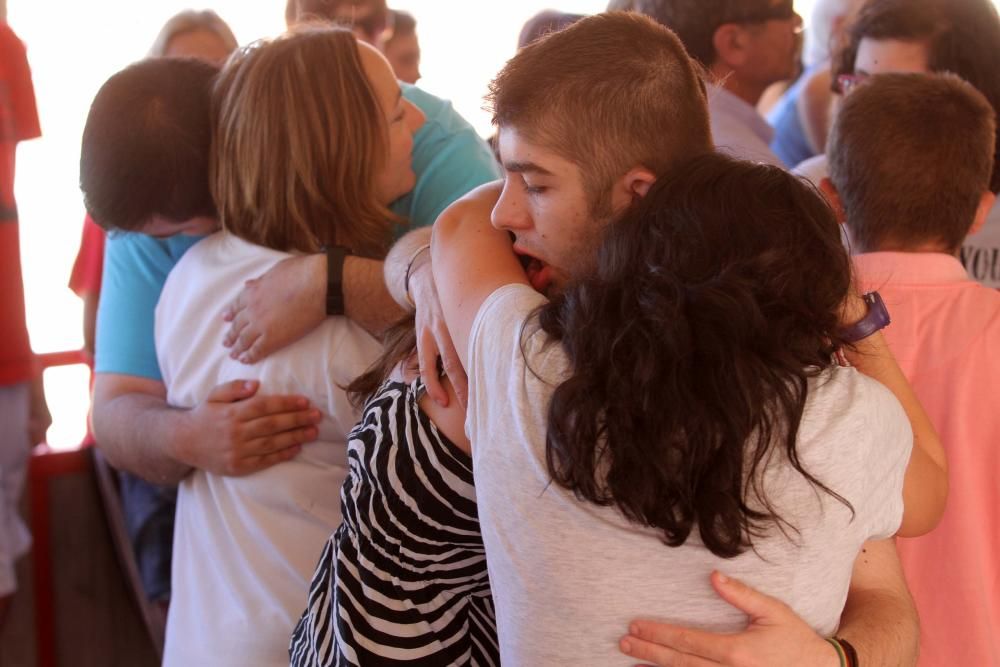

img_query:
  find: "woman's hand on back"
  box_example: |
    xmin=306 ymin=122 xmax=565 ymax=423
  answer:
xmin=222 ymin=254 xmax=327 ymax=364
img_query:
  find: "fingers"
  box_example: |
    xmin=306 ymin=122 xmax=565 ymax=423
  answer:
xmin=710 ymin=571 xmax=789 ymax=621
xmin=437 ymin=331 xmax=468 ymax=410
xmin=418 ymin=324 xmax=448 ymax=407
xmin=223 ymin=310 xmax=250 ymax=349
xmin=238 ymin=337 xmax=268 ymax=365
xmin=221 ymin=279 xmax=255 ymax=325
xmin=229 ymin=322 xmax=262 ymax=361
xmin=221 ymin=296 xmax=240 ymax=323
xmin=230 ymin=394 xmax=312 ymax=420
xmin=620 ymin=634 xmax=721 ymax=667
xmin=625 ymin=621 xmax=733 ymax=664
xmin=241 ymin=408 xmax=322 ymax=440
xmin=238 ymin=443 xmax=303 ymax=475
xmin=205 ymin=379 xmax=260 ymax=403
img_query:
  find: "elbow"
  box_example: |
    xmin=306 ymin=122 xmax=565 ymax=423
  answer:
xmin=896 ymin=467 xmax=948 ymax=538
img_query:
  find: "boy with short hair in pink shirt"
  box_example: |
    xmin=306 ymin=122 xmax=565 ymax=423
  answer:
xmin=823 ymin=71 xmax=1000 ymax=667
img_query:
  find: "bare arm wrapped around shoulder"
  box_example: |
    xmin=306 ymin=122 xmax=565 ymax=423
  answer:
xmin=431 ymin=182 xmax=529 ymax=372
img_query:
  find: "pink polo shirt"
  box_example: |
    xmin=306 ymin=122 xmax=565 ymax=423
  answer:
xmin=854 ymin=252 xmax=1000 ymax=667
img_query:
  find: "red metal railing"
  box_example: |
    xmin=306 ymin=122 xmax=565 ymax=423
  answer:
xmin=29 ymin=348 xmax=92 ymax=667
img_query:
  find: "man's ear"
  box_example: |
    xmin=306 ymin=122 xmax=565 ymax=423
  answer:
xmin=712 ymin=23 xmax=750 ymax=70
xmin=819 ymin=177 xmax=846 ymax=224
xmin=968 ymin=190 xmax=996 ymax=237
xmin=624 ymin=166 xmax=656 ymax=198
xmin=610 ymin=166 xmax=657 ymax=211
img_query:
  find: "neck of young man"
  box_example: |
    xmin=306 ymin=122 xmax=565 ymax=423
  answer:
xmin=850 ymin=234 xmax=957 ymax=257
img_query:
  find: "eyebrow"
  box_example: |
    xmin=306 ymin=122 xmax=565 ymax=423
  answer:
xmin=503 ymin=161 xmax=554 ymax=176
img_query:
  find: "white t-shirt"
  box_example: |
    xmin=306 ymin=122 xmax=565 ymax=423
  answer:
xmin=155 ymin=233 xmax=382 ymax=667
xmin=466 ymin=284 xmax=912 ymax=666
xmin=707 ymin=84 xmax=785 ymax=168
xmin=794 ymin=154 xmax=1000 ymax=288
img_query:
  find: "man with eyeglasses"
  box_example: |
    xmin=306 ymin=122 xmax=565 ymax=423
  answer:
xmin=610 ymin=0 xmax=801 ymax=167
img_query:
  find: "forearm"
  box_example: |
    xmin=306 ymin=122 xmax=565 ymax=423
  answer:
xmin=839 ymin=588 xmax=919 ymax=666
xmin=384 ymin=226 xmax=433 ymax=309
xmin=844 ymin=332 xmax=948 ymax=535
xmin=92 ymin=392 xmax=193 ymax=485
xmin=838 ymin=541 xmax=920 ymax=666
xmin=844 ymin=332 xmax=944 ymax=466
xmin=343 ymin=255 xmax=405 ymax=336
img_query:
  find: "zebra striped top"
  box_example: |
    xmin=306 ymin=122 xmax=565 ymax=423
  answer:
xmin=289 ymin=378 xmax=499 ymax=666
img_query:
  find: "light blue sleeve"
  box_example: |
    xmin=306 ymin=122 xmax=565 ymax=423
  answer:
xmin=391 ymin=84 xmax=502 ymax=234
xmin=95 ymin=232 xmax=203 ymax=380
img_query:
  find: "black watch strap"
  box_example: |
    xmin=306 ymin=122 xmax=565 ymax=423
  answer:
xmin=325 ymin=245 xmax=351 ymax=316
xmin=839 ymin=291 xmax=891 ymax=344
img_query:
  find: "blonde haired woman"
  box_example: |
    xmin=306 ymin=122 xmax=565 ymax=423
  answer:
xmin=153 ymin=27 xmax=423 ymax=667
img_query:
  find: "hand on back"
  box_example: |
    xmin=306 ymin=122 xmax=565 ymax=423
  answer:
xmin=222 ymin=254 xmax=326 ymax=364
xmin=620 ymin=572 xmax=839 ymax=667
xmin=179 ymin=379 xmax=322 ymax=476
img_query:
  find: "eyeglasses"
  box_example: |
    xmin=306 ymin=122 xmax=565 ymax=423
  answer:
xmin=728 ymin=0 xmax=797 ymax=24
xmin=836 ymin=73 xmax=870 ymax=96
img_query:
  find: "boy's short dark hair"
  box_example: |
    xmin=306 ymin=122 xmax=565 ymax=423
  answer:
xmin=828 ymin=72 xmax=996 ymax=253
xmin=833 ymin=0 xmax=1000 ymax=193
xmin=80 ymin=58 xmax=219 ymax=232
xmin=488 ymin=12 xmax=712 ymax=211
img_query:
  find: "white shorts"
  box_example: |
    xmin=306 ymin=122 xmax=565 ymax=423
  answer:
xmin=0 ymin=382 xmax=31 ymax=597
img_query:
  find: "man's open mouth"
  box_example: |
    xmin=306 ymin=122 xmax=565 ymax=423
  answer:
xmin=513 ymin=245 xmax=554 ymax=293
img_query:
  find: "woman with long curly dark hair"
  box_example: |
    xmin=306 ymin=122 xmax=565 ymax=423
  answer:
xmin=433 ymin=152 xmax=942 ymax=665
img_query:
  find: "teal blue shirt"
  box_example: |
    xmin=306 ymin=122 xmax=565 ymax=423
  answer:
xmin=390 ymin=83 xmax=501 ymax=236
xmin=95 ymin=85 xmax=500 ymax=381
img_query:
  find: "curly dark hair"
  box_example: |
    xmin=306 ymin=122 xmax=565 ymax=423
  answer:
xmin=537 ymin=153 xmax=854 ymax=558
xmin=833 ymin=0 xmax=1000 ymax=193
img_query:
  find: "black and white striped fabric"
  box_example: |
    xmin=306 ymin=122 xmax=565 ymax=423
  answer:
xmin=289 ymin=379 xmax=499 ymax=666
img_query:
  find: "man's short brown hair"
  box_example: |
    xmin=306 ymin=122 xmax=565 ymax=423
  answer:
xmin=828 ymin=72 xmax=996 ymax=253
xmin=606 ymin=0 xmax=778 ymax=66
xmin=487 ymin=12 xmax=712 ymax=208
